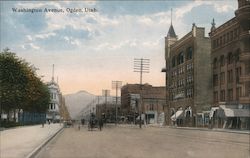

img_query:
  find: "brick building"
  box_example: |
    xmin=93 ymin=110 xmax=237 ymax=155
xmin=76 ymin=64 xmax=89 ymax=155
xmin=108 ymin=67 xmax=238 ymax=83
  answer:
xmin=209 ymin=0 xmax=250 ymax=129
xmin=121 ymin=84 xmax=165 ymax=124
xmin=164 ymin=23 xmax=212 ymax=127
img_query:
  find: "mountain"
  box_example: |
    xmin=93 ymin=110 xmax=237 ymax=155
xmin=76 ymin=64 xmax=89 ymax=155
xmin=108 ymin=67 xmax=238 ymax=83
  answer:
xmin=64 ymin=90 xmax=96 ymax=119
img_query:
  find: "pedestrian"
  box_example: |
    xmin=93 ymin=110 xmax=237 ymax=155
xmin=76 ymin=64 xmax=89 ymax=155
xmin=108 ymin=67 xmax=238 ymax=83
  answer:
xmin=99 ymin=118 xmax=103 ymax=131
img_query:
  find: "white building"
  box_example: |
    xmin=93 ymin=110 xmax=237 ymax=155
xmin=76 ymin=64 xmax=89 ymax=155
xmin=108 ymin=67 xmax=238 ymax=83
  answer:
xmin=46 ymin=65 xmax=61 ymax=123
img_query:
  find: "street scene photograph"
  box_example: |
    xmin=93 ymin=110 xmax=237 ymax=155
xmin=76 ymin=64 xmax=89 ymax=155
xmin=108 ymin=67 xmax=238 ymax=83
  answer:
xmin=0 ymin=0 xmax=250 ymax=158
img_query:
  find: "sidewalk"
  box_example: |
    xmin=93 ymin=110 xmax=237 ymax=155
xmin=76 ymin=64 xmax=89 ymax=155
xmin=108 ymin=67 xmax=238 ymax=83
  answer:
xmin=170 ymin=126 xmax=250 ymax=134
xmin=118 ymin=123 xmax=250 ymax=134
xmin=0 ymin=123 xmax=63 ymax=158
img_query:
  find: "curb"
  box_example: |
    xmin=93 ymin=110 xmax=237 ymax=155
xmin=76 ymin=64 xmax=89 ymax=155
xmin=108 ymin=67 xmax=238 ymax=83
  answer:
xmin=168 ymin=126 xmax=250 ymax=135
xmin=25 ymin=126 xmax=64 ymax=158
xmin=117 ymin=124 xmax=249 ymax=134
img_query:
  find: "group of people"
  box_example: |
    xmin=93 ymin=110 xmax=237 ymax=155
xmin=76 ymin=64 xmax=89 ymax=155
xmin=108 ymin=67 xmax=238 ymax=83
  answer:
xmin=76 ymin=114 xmax=104 ymax=131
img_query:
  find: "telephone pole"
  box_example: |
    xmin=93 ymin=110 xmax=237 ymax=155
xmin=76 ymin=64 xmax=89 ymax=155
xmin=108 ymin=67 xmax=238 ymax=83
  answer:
xmin=133 ymin=58 xmax=150 ymax=128
xmin=102 ymin=89 xmax=110 ymax=121
xmin=112 ymin=81 xmax=122 ymax=126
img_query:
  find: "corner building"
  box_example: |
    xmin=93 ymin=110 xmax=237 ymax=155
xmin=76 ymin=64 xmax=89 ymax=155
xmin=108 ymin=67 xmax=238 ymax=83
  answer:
xmin=165 ymin=23 xmax=212 ymax=127
xmin=209 ymin=0 xmax=250 ymax=129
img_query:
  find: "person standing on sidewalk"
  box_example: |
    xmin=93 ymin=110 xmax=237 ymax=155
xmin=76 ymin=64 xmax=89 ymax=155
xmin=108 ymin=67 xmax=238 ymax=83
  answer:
xmin=99 ymin=118 xmax=103 ymax=131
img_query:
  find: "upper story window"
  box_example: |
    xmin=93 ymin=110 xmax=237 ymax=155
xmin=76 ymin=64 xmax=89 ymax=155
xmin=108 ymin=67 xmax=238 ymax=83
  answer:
xmin=186 ymin=47 xmax=193 ymax=60
xmin=213 ymin=74 xmax=218 ymax=86
xmin=220 ymin=55 xmax=225 ymax=67
xmin=220 ymin=72 xmax=225 ymax=85
xmin=213 ymin=40 xmax=216 ymax=49
xmin=230 ymin=31 xmax=233 ymax=41
xmin=213 ymin=58 xmax=217 ymax=69
xmin=220 ymin=90 xmax=225 ymax=101
xmin=186 ymin=63 xmax=193 ymax=72
xmin=177 ymin=52 xmax=184 ymax=65
xmin=228 ymin=69 xmax=233 ymax=83
xmin=172 ymin=56 xmax=176 ymax=67
xmin=213 ymin=91 xmax=218 ymax=103
xmin=228 ymin=52 xmax=233 ymax=64
xmin=235 ymin=49 xmax=240 ymax=62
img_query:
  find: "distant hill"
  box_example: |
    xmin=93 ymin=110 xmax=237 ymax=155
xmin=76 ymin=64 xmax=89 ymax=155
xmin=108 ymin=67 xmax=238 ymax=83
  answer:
xmin=64 ymin=90 xmax=95 ymax=119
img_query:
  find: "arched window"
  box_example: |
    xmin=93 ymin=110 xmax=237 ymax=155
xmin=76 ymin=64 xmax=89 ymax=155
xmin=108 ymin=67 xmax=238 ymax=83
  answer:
xmin=177 ymin=52 xmax=184 ymax=65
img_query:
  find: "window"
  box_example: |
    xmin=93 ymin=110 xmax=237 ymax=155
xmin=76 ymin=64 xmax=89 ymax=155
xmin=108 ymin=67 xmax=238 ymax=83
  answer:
xmin=230 ymin=31 xmax=233 ymax=41
xmin=213 ymin=58 xmax=217 ymax=69
xmin=236 ymin=87 xmax=242 ymax=100
xmin=228 ymin=69 xmax=233 ymax=83
xmin=220 ymin=90 xmax=225 ymax=101
xmin=220 ymin=55 xmax=225 ymax=67
xmin=213 ymin=74 xmax=218 ymax=86
xmin=226 ymin=33 xmax=229 ymax=43
xmin=172 ymin=56 xmax=176 ymax=67
xmin=214 ymin=91 xmax=218 ymax=102
xmin=149 ymin=104 xmax=154 ymax=111
xmin=223 ymin=35 xmax=226 ymax=45
xmin=213 ymin=40 xmax=216 ymax=49
xmin=186 ymin=88 xmax=193 ymax=98
xmin=235 ymin=49 xmax=240 ymax=62
xmin=228 ymin=52 xmax=233 ymax=64
xmin=186 ymin=75 xmax=193 ymax=84
xmin=228 ymin=89 xmax=233 ymax=101
xmin=177 ymin=52 xmax=184 ymax=65
xmin=187 ymin=63 xmax=193 ymax=72
xmin=178 ymin=67 xmax=184 ymax=75
xmin=233 ymin=29 xmax=237 ymax=39
xmin=220 ymin=72 xmax=225 ymax=85
xmin=236 ymin=67 xmax=241 ymax=83
xmin=186 ymin=47 xmax=193 ymax=60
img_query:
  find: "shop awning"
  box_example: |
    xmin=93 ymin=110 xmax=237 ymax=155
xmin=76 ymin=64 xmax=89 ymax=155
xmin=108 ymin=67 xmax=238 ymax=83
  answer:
xmin=171 ymin=110 xmax=184 ymax=121
xmin=209 ymin=107 xmax=219 ymax=118
xmin=223 ymin=108 xmax=250 ymax=117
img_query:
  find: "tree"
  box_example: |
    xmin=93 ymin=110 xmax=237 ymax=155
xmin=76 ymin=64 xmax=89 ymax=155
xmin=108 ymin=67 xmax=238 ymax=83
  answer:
xmin=0 ymin=48 xmax=50 ymax=121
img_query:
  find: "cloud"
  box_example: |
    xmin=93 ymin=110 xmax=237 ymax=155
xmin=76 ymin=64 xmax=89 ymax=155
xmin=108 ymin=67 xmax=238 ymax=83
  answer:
xmin=21 ymin=43 xmax=40 ymax=50
xmin=213 ymin=3 xmax=235 ymax=13
xmin=35 ymin=32 xmax=56 ymax=39
xmin=26 ymin=35 xmax=33 ymax=41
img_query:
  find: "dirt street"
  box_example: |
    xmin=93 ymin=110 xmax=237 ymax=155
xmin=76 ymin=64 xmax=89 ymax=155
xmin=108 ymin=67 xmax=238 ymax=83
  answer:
xmin=35 ymin=125 xmax=250 ymax=158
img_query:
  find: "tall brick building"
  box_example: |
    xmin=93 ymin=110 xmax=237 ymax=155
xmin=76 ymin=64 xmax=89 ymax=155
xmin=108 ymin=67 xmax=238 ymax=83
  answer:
xmin=209 ymin=0 xmax=250 ymax=129
xmin=164 ymin=23 xmax=212 ymax=127
xmin=121 ymin=84 xmax=165 ymax=124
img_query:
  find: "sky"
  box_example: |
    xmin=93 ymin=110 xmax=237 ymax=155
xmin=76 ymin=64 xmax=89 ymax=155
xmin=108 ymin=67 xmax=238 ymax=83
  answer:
xmin=0 ymin=0 xmax=237 ymax=96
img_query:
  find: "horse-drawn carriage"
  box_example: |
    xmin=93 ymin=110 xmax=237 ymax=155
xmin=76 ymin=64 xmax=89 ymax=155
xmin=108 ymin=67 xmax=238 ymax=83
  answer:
xmin=88 ymin=113 xmax=103 ymax=131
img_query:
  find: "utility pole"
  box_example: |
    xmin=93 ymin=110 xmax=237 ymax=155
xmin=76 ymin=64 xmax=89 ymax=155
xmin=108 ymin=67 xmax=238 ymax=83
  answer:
xmin=134 ymin=58 xmax=150 ymax=128
xmin=102 ymin=89 xmax=110 ymax=121
xmin=112 ymin=81 xmax=122 ymax=126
